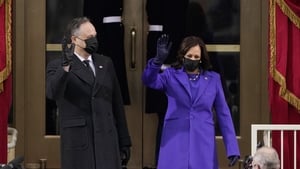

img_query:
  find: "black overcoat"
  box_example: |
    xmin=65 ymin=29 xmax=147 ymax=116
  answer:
xmin=46 ymin=53 xmax=131 ymax=169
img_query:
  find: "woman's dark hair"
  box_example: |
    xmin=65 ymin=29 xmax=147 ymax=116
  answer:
xmin=172 ymin=36 xmax=212 ymax=71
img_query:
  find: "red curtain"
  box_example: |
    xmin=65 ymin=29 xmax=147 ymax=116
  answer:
xmin=0 ymin=0 xmax=12 ymax=163
xmin=269 ymin=0 xmax=300 ymax=168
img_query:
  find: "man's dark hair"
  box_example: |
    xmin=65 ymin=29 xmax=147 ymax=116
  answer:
xmin=63 ymin=17 xmax=90 ymax=43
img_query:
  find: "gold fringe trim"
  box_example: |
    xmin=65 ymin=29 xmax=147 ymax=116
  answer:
xmin=0 ymin=0 xmax=3 ymax=6
xmin=0 ymin=0 xmax=12 ymax=93
xmin=276 ymin=0 xmax=300 ymax=29
xmin=269 ymin=0 xmax=300 ymax=111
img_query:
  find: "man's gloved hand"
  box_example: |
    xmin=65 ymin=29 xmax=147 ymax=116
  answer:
xmin=61 ymin=36 xmax=75 ymax=67
xmin=228 ymin=155 xmax=239 ymax=167
xmin=120 ymin=147 xmax=131 ymax=166
xmin=153 ymin=34 xmax=172 ymax=65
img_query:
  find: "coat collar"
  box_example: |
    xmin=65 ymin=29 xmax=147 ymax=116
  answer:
xmin=173 ymin=68 xmax=211 ymax=102
xmin=70 ymin=54 xmax=106 ymax=90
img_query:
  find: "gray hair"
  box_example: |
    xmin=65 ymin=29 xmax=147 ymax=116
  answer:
xmin=252 ymin=146 xmax=280 ymax=169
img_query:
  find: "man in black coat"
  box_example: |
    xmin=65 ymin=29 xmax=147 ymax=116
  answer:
xmin=46 ymin=17 xmax=131 ymax=169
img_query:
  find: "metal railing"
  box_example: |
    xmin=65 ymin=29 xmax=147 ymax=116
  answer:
xmin=251 ymin=124 xmax=300 ymax=169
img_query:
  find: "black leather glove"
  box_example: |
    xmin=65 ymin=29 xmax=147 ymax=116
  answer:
xmin=61 ymin=36 xmax=75 ymax=66
xmin=153 ymin=34 xmax=172 ymax=65
xmin=228 ymin=155 xmax=239 ymax=167
xmin=120 ymin=147 xmax=131 ymax=166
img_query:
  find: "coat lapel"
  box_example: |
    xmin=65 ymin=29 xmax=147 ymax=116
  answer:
xmin=71 ymin=55 xmax=95 ymax=86
xmin=174 ymin=68 xmax=192 ymax=99
xmin=173 ymin=68 xmax=211 ymax=103
xmin=193 ymin=72 xmax=211 ymax=104
xmin=92 ymin=54 xmax=106 ymax=94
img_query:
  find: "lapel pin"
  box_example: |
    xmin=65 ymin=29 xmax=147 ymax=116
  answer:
xmin=204 ymin=77 xmax=208 ymax=80
xmin=99 ymin=65 xmax=103 ymax=69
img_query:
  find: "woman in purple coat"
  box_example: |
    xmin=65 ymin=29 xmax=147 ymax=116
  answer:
xmin=142 ymin=35 xmax=240 ymax=169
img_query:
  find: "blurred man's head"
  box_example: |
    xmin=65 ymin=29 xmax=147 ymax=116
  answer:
xmin=252 ymin=146 xmax=280 ymax=169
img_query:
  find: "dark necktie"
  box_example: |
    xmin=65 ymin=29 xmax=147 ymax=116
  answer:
xmin=83 ymin=60 xmax=95 ymax=82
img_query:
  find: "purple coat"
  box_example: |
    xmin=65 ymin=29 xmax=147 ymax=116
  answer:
xmin=142 ymin=60 xmax=240 ymax=169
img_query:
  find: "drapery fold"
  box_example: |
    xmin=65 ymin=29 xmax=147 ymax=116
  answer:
xmin=269 ymin=0 xmax=300 ymax=168
xmin=0 ymin=0 xmax=12 ymax=163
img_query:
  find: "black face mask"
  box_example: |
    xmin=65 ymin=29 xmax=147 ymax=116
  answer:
xmin=84 ymin=37 xmax=98 ymax=54
xmin=183 ymin=58 xmax=200 ymax=72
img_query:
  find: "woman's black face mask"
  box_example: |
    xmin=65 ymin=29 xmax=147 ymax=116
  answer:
xmin=183 ymin=58 xmax=200 ymax=71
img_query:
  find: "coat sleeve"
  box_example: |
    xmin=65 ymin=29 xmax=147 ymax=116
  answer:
xmin=46 ymin=58 xmax=70 ymax=100
xmin=142 ymin=58 xmax=168 ymax=91
xmin=213 ymin=73 xmax=240 ymax=157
